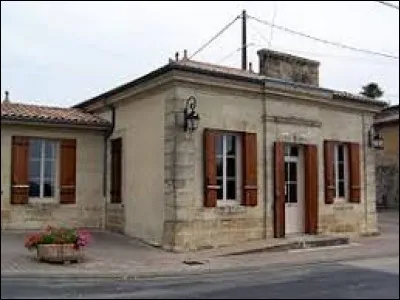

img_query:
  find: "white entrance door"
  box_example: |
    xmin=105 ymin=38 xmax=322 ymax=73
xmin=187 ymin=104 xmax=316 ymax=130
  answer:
xmin=284 ymin=145 xmax=304 ymax=235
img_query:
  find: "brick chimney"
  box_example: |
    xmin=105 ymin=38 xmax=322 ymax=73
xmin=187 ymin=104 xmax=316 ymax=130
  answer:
xmin=257 ymin=49 xmax=320 ymax=86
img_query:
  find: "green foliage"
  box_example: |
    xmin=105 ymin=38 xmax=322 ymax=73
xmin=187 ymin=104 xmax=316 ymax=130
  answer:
xmin=360 ymin=82 xmax=384 ymax=99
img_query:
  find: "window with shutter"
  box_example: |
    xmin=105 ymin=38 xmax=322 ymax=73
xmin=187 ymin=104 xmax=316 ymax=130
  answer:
xmin=274 ymin=141 xmax=285 ymax=238
xmin=203 ymin=129 xmax=257 ymax=207
xmin=242 ymin=132 xmax=257 ymax=206
xmin=324 ymin=141 xmax=336 ymax=204
xmin=11 ymin=136 xmax=29 ymax=204
xmin=347 ymin=142 xmax=361 ymax=203
xmin=28 ymin=139 xmax=57 ymax=199
xmin=11 ymin=136 xmax=71 ymax=204
xmin=204 ymin=129 xmax=217 ymax=207
xmin=111 ymin=138 xmax=122 ymax=204
xmin=304 ymin=144 xmax=318 ymax=234
xmin=324 ymin=140 xmax=361 ymax=204
xmin=60 ymin=139 xmax=76 ymax=204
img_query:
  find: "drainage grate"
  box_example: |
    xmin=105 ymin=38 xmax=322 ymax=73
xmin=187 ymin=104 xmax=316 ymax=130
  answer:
xmin=183 ymin=260 xmax=205 ymax=265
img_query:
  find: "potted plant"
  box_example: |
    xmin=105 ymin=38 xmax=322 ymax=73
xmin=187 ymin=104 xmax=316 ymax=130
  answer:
xmin=24 ymin=225 xmax=91 ymax=263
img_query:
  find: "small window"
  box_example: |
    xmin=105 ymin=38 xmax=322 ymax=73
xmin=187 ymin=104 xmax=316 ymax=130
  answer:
xmin=334 ymin=144 xmax=348 ymax=199
xmin=284 ymin=145 xmax=299 ymax=204
xmin=28 ymin=139 xmax=57 ymax=199
xmin=215 ymin=133 xmax=242 ymax=204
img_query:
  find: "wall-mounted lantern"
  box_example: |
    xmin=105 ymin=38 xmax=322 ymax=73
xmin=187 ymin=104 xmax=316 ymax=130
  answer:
xmin=368 ymin=126 xmax=384 ymax=149
xmin=184 ymin=96 xmax=200 ymax=132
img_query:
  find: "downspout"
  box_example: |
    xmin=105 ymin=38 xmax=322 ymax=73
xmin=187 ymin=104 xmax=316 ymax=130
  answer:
xmin=362 ymin=113 xmax=368 ymax=233
xmin=103 ymin=105 xmax=116 ymax=228
xmin=262 ymin=80 xmax=268 ymax=240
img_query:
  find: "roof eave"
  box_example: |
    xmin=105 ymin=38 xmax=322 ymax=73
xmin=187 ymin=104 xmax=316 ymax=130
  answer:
xmin=1 ymin=116 xmax=111 ymax=131
xmin=73 ymin=63 xmax=262 ymax=109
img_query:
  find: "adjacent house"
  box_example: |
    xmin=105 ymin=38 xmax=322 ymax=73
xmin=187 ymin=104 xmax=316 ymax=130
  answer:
xmin=1 ymin=49 xmax=386 ymax=252
xmin=375 ymin=104 xmax=399 ymax=209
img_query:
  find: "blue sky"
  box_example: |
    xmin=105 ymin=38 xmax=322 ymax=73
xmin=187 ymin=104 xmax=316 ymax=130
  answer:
xmin=1 ymin=1 xmax=399 ymax=107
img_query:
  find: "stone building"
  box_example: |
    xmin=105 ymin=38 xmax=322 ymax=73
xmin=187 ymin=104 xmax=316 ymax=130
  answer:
xmin=1 ymin=49 xmax=386 ymax=251
xmin=374 ymin=104 xmax=399 ymax=209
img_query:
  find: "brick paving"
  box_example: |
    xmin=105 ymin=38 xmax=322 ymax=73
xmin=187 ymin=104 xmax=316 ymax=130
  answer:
xmin=1 ymin=211 xmax=398 ymax=278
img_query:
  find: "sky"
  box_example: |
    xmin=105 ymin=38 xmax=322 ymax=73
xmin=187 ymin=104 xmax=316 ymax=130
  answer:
xmin=1 ymin=1 xmax=399 ymax=107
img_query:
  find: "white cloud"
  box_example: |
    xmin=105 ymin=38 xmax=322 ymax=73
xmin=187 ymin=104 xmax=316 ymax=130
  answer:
xmin=1 ymin=1 xmax=399 ymax=107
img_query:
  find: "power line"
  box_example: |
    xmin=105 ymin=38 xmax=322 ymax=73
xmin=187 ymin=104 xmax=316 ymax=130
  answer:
xmin=376 ymin=1 xmax=400 ymax=10
xmin=268 ymin=1 xmax=278 ymax=48
xmin=248 ymin=14 xmax=399 ymax=60
xmin=217 ymin=43 xmax=256 ymax=64
xmin=190 ymin=15 xmax=240 ymax=59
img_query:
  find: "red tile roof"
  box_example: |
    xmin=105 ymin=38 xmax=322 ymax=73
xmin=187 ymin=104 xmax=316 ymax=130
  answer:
xmin=1 ymin=101 xmax=110 ymax=127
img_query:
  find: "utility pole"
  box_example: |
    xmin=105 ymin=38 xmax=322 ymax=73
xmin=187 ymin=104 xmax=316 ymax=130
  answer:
xmin=241 ymin=9 xmax=247 ymax=70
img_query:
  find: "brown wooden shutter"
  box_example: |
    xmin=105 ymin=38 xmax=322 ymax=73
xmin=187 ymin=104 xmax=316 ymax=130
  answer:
xmin=348 ymin=142 xmax=361 ymax=203
xmin=274 ymin=141 xmax=285 ymax=238
xmin=204 ymin=129 xmax=217 ymax=208
xmin=324 ymin=141 xmax=335 ymax=204
xmin=242 ymin=132 xmax=258 ymax=206
xmin=60 ymin=139 xmax=76 ymax=204
xmin=111 ymin=138 xmax=122 ymax=204
xmin=304 ymin=144 xmax=318 ymax=234
xmin=11 ymin=136 xmax=29 ymax=204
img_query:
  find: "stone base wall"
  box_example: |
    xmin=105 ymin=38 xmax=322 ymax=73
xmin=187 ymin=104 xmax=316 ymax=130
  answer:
xmin=163 ymin=217 xmax=263 ymax=252
xmin=105 ymin=204 xmax=124 ymax=233
xmin=1 ymin=203 xmax=104 ymax=230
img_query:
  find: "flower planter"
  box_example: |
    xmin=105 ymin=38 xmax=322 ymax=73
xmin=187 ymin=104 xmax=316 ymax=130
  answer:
xmin=37 ymin=244 xmax=84 ymax=263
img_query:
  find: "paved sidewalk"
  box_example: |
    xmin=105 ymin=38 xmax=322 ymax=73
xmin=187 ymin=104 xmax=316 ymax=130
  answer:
xmin=1 ymin=211 xmax=398 ymax=279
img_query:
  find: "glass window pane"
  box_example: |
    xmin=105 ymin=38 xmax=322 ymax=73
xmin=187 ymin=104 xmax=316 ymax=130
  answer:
xmin=216 ymin=157 xmax=223 ymax=177
xmin=285 ymin=162 xmax=289 ymax=182
xmin=338 ymin=145 xmax=344 ymax=162
xmin=45 ymin=141 xmax=56 ymax=159
xmin=339 ymin=181 xmax=345 ymax=198
xmin=290 ymin=162 xmax=297 ymax=183
xmin=29 ymin=179 xmax=40 ymax=197
xmin=227 ymin=157 xmax=236 ymax=177
xmin=226 ymin=135 xmax=236 ymax=156
xmin=44 ymin=161 xmax=55 ymax=179
xmin=290 ymin=146 xmax=298 ymax=157
xmin=338 ymin=163 xmax=345 ymax=180
xmin=227 ymin=180 xmax=236 ymax=200
xmin=285 ymin=183 xmax=289 ymax=203
xmin=216 ymin=135 xmax=223 ymax=155
xmin=217 ymin=179 xmax=223 ymax=200
xmin=289 ymin=184 xmax=297 ymax=203
xmin=284 ymin=145 xmax=291 ymax=156
xmin=29 ymin=139 xmax=42 ymax=159
xmin=43 ymin=181 xmax=54 ymax=197
xmin=29 ymin=160 xmax=41 ymax=178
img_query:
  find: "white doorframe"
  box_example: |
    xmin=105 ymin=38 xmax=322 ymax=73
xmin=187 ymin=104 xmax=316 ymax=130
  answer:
xmin=284 ymin=144 xmax=305 ymax=235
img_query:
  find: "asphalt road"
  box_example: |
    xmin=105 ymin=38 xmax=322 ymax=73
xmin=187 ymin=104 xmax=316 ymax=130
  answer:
xmin=1 ymin=256 xmax=399 ymax=299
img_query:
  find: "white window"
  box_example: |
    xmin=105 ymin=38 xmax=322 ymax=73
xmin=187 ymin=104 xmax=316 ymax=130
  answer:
xmin=215 ymin=134 xmax=242 ymax=205
xmin=284 ymin=145 xmax=299 ymax=204
xmin=334 ymin=143 xmax=348 ymax=199
xmin=28 ymin=139 xmax=57 ymax=199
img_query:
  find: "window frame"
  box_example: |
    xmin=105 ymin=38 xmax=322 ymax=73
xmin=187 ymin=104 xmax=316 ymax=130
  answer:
xmin=28 ymin=138 xmax=59 ymax=202
xmin=215 ymin=132 xmax=242 ymax=207
xmin=284 ymin=144 xmax=300 ymax=205
xmin=333 ymin=143 xmax=349 ymax=200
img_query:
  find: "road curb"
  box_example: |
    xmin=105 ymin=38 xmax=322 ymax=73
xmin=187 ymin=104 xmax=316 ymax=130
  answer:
xmin=218 ymin=236 xmax=350 ymax=256
xmin=2 ymin=251 xmax=398 ymax=281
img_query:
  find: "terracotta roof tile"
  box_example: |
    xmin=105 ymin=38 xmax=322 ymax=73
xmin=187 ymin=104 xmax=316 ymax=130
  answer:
xmin=1 ymin=101 xmax=110 ymax=127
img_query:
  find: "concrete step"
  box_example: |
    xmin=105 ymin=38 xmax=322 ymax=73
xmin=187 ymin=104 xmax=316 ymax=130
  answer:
xmin=217 ymin=236 xmax=350 ymax=257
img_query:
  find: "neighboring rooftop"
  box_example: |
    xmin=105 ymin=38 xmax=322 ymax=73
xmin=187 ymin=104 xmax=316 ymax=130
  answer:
xmin=1 ymin=101 xmax=110 ymax=128
xmin=375 ymin=104 xmax=399 ymax=125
